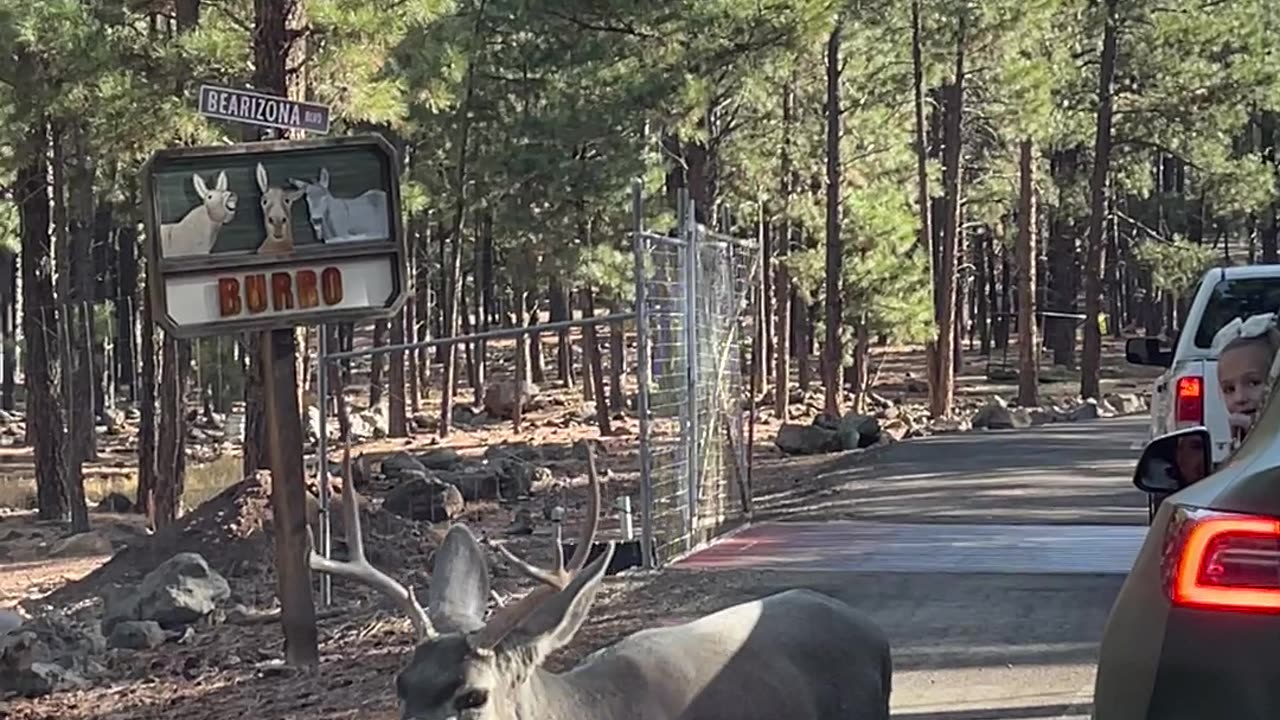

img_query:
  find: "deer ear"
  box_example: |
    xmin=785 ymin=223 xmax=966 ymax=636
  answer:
xmin=192 ymin=173 xmax=209 ymax=197
xmin=215 ymin=171 xmax=228 ymax=191
xmin=256 ymin=163 xmax=269 ymax=193
xmin=319 ymin=168 xmax=330 ymax=188
xmin=500 ymin=542 xmax=614 ymax=664
xmin=427 ymin=525 xmax=491 ymax=633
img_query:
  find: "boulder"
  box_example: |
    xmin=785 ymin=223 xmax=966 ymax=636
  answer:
xmin=1027 ymin=407 xmax=1055 ymax=426
xmin=418 ymin=447 xmax=462 ymax=471
xmin=881 ymin=418 xmax=910 ymax=442
xmin=929 ymin=417 xmax=972 ymax=434
xmin=1071 ymin=398 xmax=1104 ymax=422
xmin=49 ymin=531 xmax=114 ymax=559
xmin=381 ymin=452 xmax=428 ymax=480
xmin=483 ymin=379 xmax=540 ymax=420
xmin=971 ymin=397 xmax=1016 ymax=430
xmin=439 ymin=467 xmax=508 ymax=501
xmin=131 ymin=553 xmax=231 ymax=629
xmin=0 ymin=608 xmax=24 ymax=636
xmin=108 ymin=620 xmax=165 ymax=651
xmin=0 ymin=629 xmax=87 ymax=698
xmin=836 ymin=413 xmax=881 ymax=450
xmin=96 ymin=492 xmax=135 ymax=513
xmin=775 ymin=423 xmax=842 ymax=455
xmin=1105 ymin=392 xmax=1146 ymax=416
xmin=412 ymin=411 xmax=434 ymax=430
xmin=383 ymin=475 xmax=465 ymax=522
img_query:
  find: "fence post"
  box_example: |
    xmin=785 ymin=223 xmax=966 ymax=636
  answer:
xmin=632 ymin=180 xmax=655 ymax=570
xmin=680 ymin=190 xmax=699 ymax=550
xmin=316 ymin=324 xmax=331 ymax=607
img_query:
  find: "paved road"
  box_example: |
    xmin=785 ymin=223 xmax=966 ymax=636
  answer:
xmin=675 ymin=416 xmax=1154 ymax=719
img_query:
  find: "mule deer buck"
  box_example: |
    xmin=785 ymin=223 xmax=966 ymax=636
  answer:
xmin=255 ymin=162 xmax=303 ymax=255
xmin=160 ymin=170 xmax=236 ymax=257
xmin=312 ymin=446 xmax=892 ymax=720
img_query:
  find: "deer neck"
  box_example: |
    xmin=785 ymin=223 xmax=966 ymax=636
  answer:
xmin=513 ymin=666 xmax=633 ymax=720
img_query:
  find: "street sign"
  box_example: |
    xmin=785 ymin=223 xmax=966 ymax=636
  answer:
xmin=198 ymin=83 xmax=331 ymax=135
xmin=141 ymin=134 xmax=408 ymax=338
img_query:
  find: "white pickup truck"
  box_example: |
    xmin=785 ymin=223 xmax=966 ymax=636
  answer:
xmin=1126 ymin=264 xmax=1280 ymax=465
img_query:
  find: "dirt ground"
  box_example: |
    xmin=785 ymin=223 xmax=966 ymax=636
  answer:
xmin=0 ymin=337 xmax=1160 ymax=719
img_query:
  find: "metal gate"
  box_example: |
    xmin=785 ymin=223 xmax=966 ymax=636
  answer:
xmin=633 ymin=184 xmax=758 ymax=566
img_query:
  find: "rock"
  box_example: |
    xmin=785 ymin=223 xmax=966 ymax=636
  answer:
xmin=452 ymin=405 xmax=480 ymax=426
xmin=108 ymin=621 xmax=165 ymax=650
xmin=1009 ymin=407 xmax=1033 ymax=429
xmin=0 ymin=609 xmax=24 ymax=636
xmin=972 ymin=396 xmax=1016 ymax=430
xmin=775 ymin=423 xmax=842 ymax=455
xmin=1104 ymin=392 xmax=1145 ymax=415
xmin=903 ymin=374 xmax=929 ymax=393
xmin=132 ymin=553 xmax=231 ymax=629
xmin=418 ymin=448 xmax=462 ymax=471
xmin=483 ymin=379 xmax=540 ymax=420
xmin=506 ymin=509 xmax=536 ymax=536
xmin=497 ymin=461 xmax=552 ymax=497
xmin=96 ymin=492 xmax=134 ymax=513
xmin=836 ymin=413 xmax=881 ymax=450
xmin=439 ymin=467 xmax=508 ymax=501
xmin=381 ymin=452 xmax=427 ymax=480
xmin=412 ymin=412 xmax=433 ymax=430
xmin=349 ymin=412 xmax=382 ymax=440
xmin=485 ymin=442 xmax=543 ymax=465
xmin=881 ymin=418 xmax=910 ymax=442
xmin=0 ymin=630 xmax=87 ymax=697
xmin=49 ymin=531 xmax=114 ymax=558
xmin=383 ymin=475 xmax=465 ymax=522
xmin=1027 ymin=407 xmax=1055 ymax=426
xmin=929 ymin=417 xmax=972 ymax=434
xmin=306 ymin=405 xmax=323 ymax=441
xmin=1071 ymin=399 xmax=1103 ymax=422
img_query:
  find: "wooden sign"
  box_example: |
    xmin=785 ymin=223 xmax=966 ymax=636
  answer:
xmin=142 ymin=135 xmax=408 ymax=338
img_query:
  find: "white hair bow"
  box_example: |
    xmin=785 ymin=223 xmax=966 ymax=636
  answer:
xmin=1209 ymin=312 xmax=1279 ymax=355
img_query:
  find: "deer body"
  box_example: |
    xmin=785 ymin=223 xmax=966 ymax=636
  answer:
xmin=523 ymin=588 xmax=891 ymax=720
xmin=160 ymin=171 xmax=236 ymax=257
xmin=311 ymin=444 xmax=892 ymax=720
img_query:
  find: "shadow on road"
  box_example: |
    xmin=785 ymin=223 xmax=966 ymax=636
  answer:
xmin=892 ymin=703 xmax=1084 ymax=719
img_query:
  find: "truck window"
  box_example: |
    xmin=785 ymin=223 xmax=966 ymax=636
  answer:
xmin=1194 ymin=277 xmax=1280 ymax=349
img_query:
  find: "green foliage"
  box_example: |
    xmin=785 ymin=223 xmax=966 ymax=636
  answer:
xmin=1132 ymin=238 xmax=1217 ymax=295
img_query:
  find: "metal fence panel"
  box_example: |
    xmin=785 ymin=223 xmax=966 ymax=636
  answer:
xmin=635 ymin=187 xmax=757 ymax=566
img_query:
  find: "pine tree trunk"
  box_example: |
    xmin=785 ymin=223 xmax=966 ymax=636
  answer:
xmin=1017 ymin=139 xmax=1040 ymax=407
xmin=137 ymin=257 xmax=158 ymax=516
xmin=1082 ymin=0 xmax=1119 ymax=401
xmin=976 ymin=230 xmax=990 ymax=354
xmin=774 ymin=80 xmax=795 ymax=417
xmin=912 ymin=0 xmax=937 ymax=384
xmin=933 ymin=15 xmax=966 ymax=419
xmin=550 ymin=281 xmax=574 ymax=387
xmin=389 ymin=305 xmax=407 ymax=437
xmin=475 ymin=214 xmax=490 ymax=401
xmin=0 ymin=251 xmax=14 ymax=410
xmin=797 ymin=297 xmax=813 ymax=391
xmin=608 ymin=314 xmax=624 ymax=412
xmin=823 ymin=18 xmax=844 ymax=417
xmin=18 ymin=113 xmax=70 ymax=523
xmin=439 ymin=227 xmax=463 ymax=437
xmin=582 ymin=288 xmax=612 ymax=435
xmin=155 ymin=336 xmax=189 ymax=528
xmin=66 ymin=123 xmax=97 ymax=463
xmin=1047 ymin=150 xmax=1080 ymax=367
xmin=369 ymin=320 xmax=387 ymax=408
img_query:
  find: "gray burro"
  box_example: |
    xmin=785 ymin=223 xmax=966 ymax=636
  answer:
xmin=310 ymin=444 xmax=893 ymax=720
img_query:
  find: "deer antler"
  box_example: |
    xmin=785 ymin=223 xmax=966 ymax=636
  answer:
xmin=308 ymin=395 xmax=437 ymax=641
xmin=470 ymin=443 xmax=603 ymax=650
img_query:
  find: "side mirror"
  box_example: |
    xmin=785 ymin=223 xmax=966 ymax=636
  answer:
xmin=1134 ymin=427 xmax=1212 ymax=494
xmin=1125 ymin=337 xmax=1173 ymax=367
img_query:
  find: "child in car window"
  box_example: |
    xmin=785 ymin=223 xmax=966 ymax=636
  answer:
xmin=1210 ymin=312 xmax=1280 ymax=451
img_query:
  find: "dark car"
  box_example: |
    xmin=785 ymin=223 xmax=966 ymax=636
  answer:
xmin=1092 ymin=398 xmax=1280 ymax=718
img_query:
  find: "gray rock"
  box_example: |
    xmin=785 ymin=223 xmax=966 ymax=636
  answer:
xmin=775 ymin=423 xmax=842 ymax=455
xmin=928 ymin=417 xmax=972 ymax=434
xmin=412 ymin=411 xmax=434 ymax=430
xmin=1027 ymin=407 xmax=1055 ymax=426
xmin=0 ymin=608 xmax=24 ymax=636
xmin=881 ymin=418 xmax=910 ymax=442
xmin=108 ymin=620 xmax=165 ymax=650
xmin=381 ymin=451 xmax=427 ymax=480
xmin=836 ymin=413 xmax=881 ymax=450
xmin=96 ymin=492 xmax=135 ymax=513
xmin=483 ymin=379 xmax=540 ymax=420
xmin=383 ymin=475 xmax=465 ymax=522
xmin=49 ymin=531 xmax=114 ymax=558
xmin=1070 ymin=399 xmax=1103 ymax=422
xmin=0 ymin=630 xmax=87 ymax=697
xmin=972 ymin=396 xmax=1016 ymax=430
xmin=133 ymin=553 xmax=231 ymax=628
xmin=1105 ymin=392 xmax=1146 ymax=415
xmin=418 ymin=447 xmax=462 ymax=471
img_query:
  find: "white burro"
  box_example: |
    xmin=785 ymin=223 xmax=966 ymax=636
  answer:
xmin=312 ymin=445 xmax=892 ymax=720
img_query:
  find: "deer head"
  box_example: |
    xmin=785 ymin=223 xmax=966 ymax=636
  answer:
xmin=192 ymin=170 xmax=237 ymax=225
xmin=256 ymin=162 xmax=303 ymax=250
xmin=311 ymin=443 xmax=613 ymax=720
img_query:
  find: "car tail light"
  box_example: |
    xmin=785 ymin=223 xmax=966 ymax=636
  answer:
xmin=1175 ymin=375 xmax=1204 ymax=425
xmin=1162 ymin=508 xmax=1280 ymax=613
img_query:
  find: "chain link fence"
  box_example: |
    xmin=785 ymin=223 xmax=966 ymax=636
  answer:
xmin=635 ymin=185 xmax=758 ymax=566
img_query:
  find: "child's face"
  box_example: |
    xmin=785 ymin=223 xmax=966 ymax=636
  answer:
xmin=1218 ymin=340 xmax=1272 ymax=416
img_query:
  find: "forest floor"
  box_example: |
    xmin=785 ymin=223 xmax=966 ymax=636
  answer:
xmin=0 ymin=336 xmax=1162 ymax=719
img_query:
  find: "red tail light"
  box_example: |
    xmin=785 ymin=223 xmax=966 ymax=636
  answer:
xmin=1163 ymin=508 xmax=1280 ymax=613
xmin=1175 ymin=375 xmax=1204 ymax=425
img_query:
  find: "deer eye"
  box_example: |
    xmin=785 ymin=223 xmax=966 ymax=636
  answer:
xmin=454 ymin=689 xmax=488 ymax=710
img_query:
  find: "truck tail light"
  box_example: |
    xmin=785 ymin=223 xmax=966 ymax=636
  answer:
xmin=1162 ymin=508 xmax=1280 ymax=613
xmin=1175 ymin=375 xmax=1204 ymax=425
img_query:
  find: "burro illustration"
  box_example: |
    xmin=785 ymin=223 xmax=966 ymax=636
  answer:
xmin=256 ymin=162 xmax=303 ymax=255
xmin=160 ymin=170 xmax=237 ymax=257
xmin=289 ymin=167 xmax=389 ymax=243
xmin=311 ymin=445 xmax=892 ymax=720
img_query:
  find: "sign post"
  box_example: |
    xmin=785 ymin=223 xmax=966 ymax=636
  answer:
xmin=141 ymin=132 xmax=409 ymax=662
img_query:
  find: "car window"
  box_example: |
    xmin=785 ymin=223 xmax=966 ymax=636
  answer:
xmin=1193 ymin=277 xmax=1280 ymax=349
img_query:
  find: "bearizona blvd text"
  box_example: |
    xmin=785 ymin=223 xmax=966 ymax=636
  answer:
xmin=218 ymin=267 xmax=344 ymax=317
